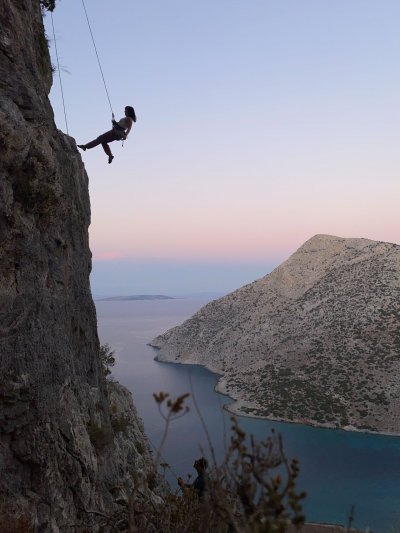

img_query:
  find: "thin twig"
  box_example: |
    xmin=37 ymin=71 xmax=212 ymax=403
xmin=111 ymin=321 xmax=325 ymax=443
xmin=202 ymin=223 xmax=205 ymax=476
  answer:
xmin=217 ymin=391 xmax=228 ymax=457
xmin=346 ymin=504 xmax=355 ymax=532
xmin=188 ymin=370 xmax=218 ymax=469
xmin=154 ymin=415 xmax=171 ymax=471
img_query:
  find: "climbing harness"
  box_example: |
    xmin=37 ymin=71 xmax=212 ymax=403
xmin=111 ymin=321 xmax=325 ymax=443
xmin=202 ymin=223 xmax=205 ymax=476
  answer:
xmin=112 ymin=120 xmax=127 ymax=142
xmin=50 ymin=12 xmax=69 ymax=134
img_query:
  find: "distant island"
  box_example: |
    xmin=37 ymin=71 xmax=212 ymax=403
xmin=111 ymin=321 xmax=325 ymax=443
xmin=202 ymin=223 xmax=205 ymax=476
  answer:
xmin=98 ymin=295 xmax=175 ymax=301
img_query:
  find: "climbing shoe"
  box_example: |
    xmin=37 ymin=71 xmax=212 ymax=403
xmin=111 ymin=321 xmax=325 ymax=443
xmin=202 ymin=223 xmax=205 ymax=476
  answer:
xmin=77 ymin=145 xmax=87 ymax=151
xmin=108 ymin=155 xmax=114 ymax=164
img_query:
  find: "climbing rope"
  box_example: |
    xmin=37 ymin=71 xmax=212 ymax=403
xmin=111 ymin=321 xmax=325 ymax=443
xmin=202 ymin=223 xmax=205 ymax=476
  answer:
xmin=50 ymin=12 xmax=69 ymax=134
xmin=81 ymin=0 xmax=114 ymax=116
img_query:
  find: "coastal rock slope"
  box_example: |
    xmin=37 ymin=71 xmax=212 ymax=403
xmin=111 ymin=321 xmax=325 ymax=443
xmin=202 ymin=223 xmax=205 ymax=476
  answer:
xmin=151 ymin=235 xmax=400 ymax=433
xmin=0 ymin=1 xmax=153 ymax=529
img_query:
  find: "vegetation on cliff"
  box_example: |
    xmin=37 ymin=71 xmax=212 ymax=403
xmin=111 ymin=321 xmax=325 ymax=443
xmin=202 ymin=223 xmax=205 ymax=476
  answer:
xmin=59 ymin=391 xmax=307 ymax=532
xmin=40 ymin=0 xmax=55 ymax=12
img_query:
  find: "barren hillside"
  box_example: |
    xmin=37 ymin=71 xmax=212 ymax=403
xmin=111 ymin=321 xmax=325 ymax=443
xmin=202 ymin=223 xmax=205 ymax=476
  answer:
xmin=151 ymin=235 xmax=400 ymax=433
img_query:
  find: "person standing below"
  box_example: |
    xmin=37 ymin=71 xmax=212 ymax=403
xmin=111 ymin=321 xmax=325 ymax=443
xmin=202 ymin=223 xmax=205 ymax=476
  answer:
xmin=178 ymin=457 xmax=209 ymax=498
xmin=78 ymin=105 xmax=136 ymax=164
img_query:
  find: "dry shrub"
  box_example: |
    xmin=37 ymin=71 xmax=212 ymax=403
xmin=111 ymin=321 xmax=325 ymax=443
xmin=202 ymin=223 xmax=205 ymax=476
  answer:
xmin=75 ymin=392 xmax=306 ymax=532
xmin=125 ymin=393 xmax=306 ymax=532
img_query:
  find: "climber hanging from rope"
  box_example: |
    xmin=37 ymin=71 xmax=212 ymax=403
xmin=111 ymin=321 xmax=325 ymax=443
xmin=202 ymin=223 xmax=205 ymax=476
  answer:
xmin=78 ymin=106 xmax=136 ymax=164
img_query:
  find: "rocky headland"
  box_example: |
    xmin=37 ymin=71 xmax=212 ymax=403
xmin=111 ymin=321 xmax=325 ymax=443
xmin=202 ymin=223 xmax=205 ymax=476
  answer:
xmin=151 ymin=235 xmax=400 ymax=434
xmin=0 ymin=1 xmax=155 ymax=530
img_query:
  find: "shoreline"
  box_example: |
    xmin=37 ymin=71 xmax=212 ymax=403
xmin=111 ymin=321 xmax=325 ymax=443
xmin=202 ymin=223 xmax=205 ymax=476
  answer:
xmin=216 ymin=381 xmax=400 ymax=438
xmin=153 ymin=351 xmax=400 ymax=438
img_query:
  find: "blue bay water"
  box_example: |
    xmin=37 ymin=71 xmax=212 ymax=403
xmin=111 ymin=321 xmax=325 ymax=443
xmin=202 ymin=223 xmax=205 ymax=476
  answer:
xmin=95 ymin=299 xmax=400 ymax=532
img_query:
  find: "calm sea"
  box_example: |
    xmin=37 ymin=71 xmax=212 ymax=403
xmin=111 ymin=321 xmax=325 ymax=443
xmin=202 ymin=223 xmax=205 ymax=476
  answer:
xmin=95 ymin=299 xmax=400 ymax=532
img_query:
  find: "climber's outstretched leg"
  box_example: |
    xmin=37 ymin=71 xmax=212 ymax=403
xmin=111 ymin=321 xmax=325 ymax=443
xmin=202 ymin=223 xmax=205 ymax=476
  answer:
xmin=78 ymin=130 xmax=116 ymax=163
xmin=100 ymin=140 xmax=114 ymax=164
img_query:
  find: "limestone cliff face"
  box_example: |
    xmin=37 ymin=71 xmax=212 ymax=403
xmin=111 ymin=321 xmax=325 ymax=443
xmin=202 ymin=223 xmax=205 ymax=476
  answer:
xmin=0 ymin=1 xmax=153 ymax=530
xmin=151 ymin=235 xmax=400 ymax=433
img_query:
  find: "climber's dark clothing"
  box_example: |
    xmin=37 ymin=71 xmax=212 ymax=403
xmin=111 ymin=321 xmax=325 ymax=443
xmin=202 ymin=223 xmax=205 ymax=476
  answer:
xmin=178 ymin=457 xmax=208 ymax=499
xmin=193 ymin=472 xmax=206 ymax=498
xmin=84 ymin=129 xmax=119 ymax=157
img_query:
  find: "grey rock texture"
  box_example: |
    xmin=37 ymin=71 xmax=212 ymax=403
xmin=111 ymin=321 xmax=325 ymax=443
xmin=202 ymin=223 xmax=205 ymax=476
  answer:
xmin=0 ymin=1 xmax=153 ymax=530
xmin=151 ymin=235 xmax=400 ymax=433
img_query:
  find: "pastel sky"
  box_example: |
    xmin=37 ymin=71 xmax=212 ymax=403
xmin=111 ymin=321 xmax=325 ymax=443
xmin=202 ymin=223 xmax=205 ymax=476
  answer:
xmin=45 ymin=1 xmax=400 ymax=294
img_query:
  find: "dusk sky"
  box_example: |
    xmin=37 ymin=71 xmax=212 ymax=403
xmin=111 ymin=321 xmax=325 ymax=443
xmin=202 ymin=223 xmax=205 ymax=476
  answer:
xmin=45 ymin=1 xmax=400 ymax=295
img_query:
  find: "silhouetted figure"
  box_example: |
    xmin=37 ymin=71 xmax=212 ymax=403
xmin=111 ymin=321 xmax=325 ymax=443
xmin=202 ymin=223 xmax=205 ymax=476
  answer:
xmin=78 ymin=106 xmax=136 ymax=164
xmin=178 ymin=457 xmax=208 ymax=498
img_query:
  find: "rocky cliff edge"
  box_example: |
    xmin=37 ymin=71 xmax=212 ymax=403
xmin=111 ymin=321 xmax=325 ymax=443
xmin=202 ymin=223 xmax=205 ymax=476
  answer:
xmin=0 ymin=1 xmax=153 ymax=530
